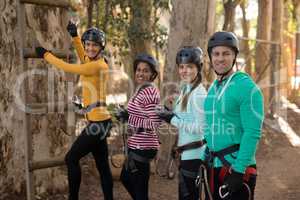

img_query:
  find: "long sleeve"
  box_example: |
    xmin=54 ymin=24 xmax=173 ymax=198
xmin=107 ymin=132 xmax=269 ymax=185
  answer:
xmin=140 ymin=87 xmax=162 ymax=130
xmin=72 ymin=36 xmax=87 ymax=63
xmin=127 ymin=87 xmax=162 ymax=131
xmin=232 ymin=80 xmax=264 ymax=173
xmin=44 ymin=52 xmax=108 ymax=76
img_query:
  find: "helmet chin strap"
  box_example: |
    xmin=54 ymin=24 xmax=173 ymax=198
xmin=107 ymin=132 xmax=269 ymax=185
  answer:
xmin=88 ymin=49 xmax=102 ymax=60
xmin=215 ymin=57 xmax=236 ymax=83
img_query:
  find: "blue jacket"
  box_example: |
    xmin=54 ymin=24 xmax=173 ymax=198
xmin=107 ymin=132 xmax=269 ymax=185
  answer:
xmin=171 ymin=83 xmax=207 ymax=160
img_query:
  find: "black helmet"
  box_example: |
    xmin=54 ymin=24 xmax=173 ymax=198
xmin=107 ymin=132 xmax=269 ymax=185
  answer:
xmin=133 ymin=53 xmax=158 ymax=81
xmin=176 ymin=46 xmax=203 ymax=69
xmin=81 ymin=27 xmax=106 ymax=49
xmin=207 ymin=31 xmax=239 ymax=56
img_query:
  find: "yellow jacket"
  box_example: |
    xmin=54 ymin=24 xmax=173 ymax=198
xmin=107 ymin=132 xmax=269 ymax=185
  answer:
xmin=44 ymin=36 xmax=111 ymax=121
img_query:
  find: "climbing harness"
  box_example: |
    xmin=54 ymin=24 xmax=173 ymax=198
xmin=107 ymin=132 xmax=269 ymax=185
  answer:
xmin=72 ymin=95 xmax=106 ymax=115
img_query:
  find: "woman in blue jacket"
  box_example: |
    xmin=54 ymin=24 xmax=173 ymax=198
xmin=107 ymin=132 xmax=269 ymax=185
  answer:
xmin=157 ymin=46 xmax=207 ymax=200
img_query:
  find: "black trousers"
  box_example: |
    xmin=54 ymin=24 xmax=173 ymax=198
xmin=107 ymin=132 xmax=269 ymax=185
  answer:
xmin=65 ymin=119 xmax=113 ymax=200
xmin=208 ymin=167 xmax=256 ymax=200
xmin=179 ymin=159 xmax=203 ymax=200
xmin=120 ymin=148 xmax=157 ymax=200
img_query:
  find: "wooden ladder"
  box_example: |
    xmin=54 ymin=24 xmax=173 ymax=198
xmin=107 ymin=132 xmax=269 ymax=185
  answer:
xmin=16 ymin=1 xmax=76 ymax=199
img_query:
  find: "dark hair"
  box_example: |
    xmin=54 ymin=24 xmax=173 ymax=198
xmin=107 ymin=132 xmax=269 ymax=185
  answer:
xmin=133 ymin=53 xmax=158 ymax=81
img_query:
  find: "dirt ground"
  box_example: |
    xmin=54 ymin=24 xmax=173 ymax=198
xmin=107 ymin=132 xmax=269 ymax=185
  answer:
xmin=4 ymin=102 xmax=300 ymax=200
xmin=44 ymin=103 xmax=300 ymax=200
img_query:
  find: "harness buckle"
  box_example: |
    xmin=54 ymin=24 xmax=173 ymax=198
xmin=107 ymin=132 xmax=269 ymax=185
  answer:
xmin=219 ymin=184 xmax=230 ymax=199
xmin=195 ymin=175 xmax=201 ymax=186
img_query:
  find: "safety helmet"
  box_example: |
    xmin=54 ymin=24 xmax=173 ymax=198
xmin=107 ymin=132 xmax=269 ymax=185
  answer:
xmin=81 ymin=27 xmax=106 ymax=50
xmin=207 ymin=31 xmax=239 ymax=56
xmin=176 ymin=46 xmax=203 ymax=70
xmin=207 ymin=31 xmax=240 ymax=78
xmin=133 ymin=53 xmax=158 ymax=81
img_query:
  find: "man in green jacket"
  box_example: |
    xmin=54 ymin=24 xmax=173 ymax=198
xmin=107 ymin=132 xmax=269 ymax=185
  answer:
xmin=203 ymin=31 xmax=264 ymax=200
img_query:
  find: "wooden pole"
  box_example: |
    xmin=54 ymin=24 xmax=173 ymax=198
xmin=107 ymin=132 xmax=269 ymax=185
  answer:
xmin=25 ymin=102 xmax=71 ymax=114
xmin=23 ymin=48 xmax=75 ymax=59
xmin=17 ymin=1 xmax=34 ymax=199
xmin=29 ymin=157 xmax=65 ymax=171
xmin=20 ymin=0 xmax=76 ymax=10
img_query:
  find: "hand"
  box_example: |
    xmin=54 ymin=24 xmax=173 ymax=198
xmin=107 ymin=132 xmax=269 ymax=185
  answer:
xmin=35 ymin=47 xmax=48 ymax=58
xmin=72 ymin=96 xmax=83 ymax=109
xmin=156 ymin=105 xmax=174 ymax=123
xmin=67 ymin=21 xmax=78 ymax=37
xmin=115 ymin=106 xmax=129 ymax=122
xmin=223 ymin=170 xmax=244 ymax=194
xmin=171 ymin=144 xmax=179 ymax=159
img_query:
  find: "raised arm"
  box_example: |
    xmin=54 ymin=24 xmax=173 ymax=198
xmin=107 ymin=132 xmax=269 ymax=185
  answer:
xmin=67 ymin=21 xmax=86 ymax=63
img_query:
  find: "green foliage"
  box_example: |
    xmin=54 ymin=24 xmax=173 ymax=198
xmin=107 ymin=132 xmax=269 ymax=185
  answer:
xmin=76 ymin=0 xmax=170 ymax=58
xmin=285 ymin=0 xmax=299 ymax=32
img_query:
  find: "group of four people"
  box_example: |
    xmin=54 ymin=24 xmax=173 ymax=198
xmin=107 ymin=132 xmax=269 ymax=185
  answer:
xmin=35 ymin=21 xmax=264 ymax=200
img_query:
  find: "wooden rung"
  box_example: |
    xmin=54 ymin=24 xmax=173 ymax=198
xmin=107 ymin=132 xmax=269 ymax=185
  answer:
xmin=20 ymin=0 xmax=76 ymax=10
xmin=24 ymin=48 xmax=75 ymax=59
xmin=29 ymin=157 xmax=65 ymax=171
xmin=25 ymin=102 xmax=70 ymax=114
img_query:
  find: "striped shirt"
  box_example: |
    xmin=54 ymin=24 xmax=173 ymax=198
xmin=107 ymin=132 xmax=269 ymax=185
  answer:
xmin=127 ymin=85 xmax=161 ymax=150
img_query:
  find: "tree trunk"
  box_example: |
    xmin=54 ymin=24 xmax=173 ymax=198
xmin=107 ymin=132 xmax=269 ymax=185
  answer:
xmin=269 ymin=0 xmax=283 ymax=116
xmin=87 ymin=0 xmax=94 ymax=28
xmin=240 ymin=1 xmax=252 ymax=75
xmin=0 ymin=0 xmax=75 ymax=196
xmin=163 ymin=0 xmax=216 ymax=91
xmin=127 ymin=0 xmax=153 ymax=80
xmin=95 ymin=0 xmax=100 ymax=29
xmin=222 ymin=0 xmax=242 ymax=31
xmin=255 ymin=0 xmax=272 ymax=114
xmin=103 ymin=0 xmax=110 ymax=33
xmin=282 ymin=2 xmax=294 ymax=100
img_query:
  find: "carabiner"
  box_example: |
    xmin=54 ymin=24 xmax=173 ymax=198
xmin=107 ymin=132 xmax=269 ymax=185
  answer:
xmin=219 ymin=184 xmax=230 ymax=199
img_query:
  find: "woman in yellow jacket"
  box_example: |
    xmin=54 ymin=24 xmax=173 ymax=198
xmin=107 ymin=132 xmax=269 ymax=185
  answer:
xmin=35 ymin=22 xmax=113 ymax=200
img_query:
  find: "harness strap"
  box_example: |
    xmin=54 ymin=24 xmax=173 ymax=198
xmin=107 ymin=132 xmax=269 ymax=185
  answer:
xmin=127 ymin=127 xmax=153 ymax=136
xmin=205 ymin=144 xmax=240 ymax=195
xmin=176 ymin=139 xmax=206 ymax=154
xmin=207 ymin=144 xmax=240 ymax=167
xmin=180 ymin=168 xmax=199 ymax=179
xmin=125 ymin=151 xmax=152 ymax=173
xmin=129 ymin=151 xmax=152 ymax=163
xmin=74 ymin=101 xmax=107 ymax=115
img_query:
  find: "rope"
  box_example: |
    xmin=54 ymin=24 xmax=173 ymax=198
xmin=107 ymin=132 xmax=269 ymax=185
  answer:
xmin=196 ymin=164 xmax=213 ymax=200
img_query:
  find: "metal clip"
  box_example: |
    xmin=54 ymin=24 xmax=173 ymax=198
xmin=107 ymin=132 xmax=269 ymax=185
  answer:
xmin=195 ymin=175 xmax=201 ymax=186
xmin=219 ymin=184 xmax=230 ymax=199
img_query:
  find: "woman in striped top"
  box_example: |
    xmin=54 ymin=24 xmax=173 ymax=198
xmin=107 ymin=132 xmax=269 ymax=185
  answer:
xmin=116 ymin=53 xmax=161 ymax=200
